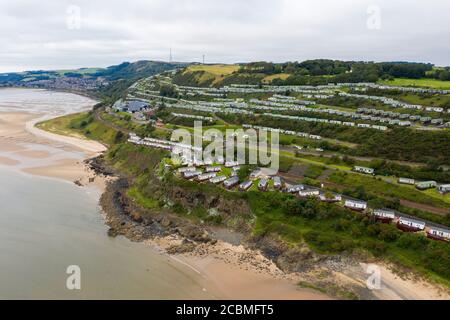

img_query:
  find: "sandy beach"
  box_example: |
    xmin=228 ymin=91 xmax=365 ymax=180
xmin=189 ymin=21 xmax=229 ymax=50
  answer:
xmin=1 ymin=91 xmax=448 ymax=300
xmin=0 ymin=108 xmax=331 ymax=300
xmin=0 ymin=112 xmax=107 ymax=189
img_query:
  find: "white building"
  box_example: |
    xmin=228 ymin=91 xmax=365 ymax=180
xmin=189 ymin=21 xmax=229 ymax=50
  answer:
xmin=427 ymin=227 xmax=450 ymax=241
xmin=398 ymin=177 xmax=415 ymax=185
xmin=398 ymin=217 xmax=426 ymax=231
xmin=344 ymin=199 xmax=368 ymax=211
xmin=373 ymin=209 xmax=396 ymax=221
xmin=353 ymin=166 xmax=375 ymax=175
xmin=438 ymin=184 xmax=450 ymax=194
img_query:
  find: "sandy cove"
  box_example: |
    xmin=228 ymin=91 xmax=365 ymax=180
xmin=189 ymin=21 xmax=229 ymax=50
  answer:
xmin=0 ymin=112 xmax=107 ymax=189
xmin=1 ymin=110 xmax=449 ymax=300
xmin=0 ymin=111 xmax=330 ymax=300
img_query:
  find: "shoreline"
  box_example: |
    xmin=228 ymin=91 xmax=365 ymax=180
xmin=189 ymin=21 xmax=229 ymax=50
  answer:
xmin=0 ymin=109 xmax=331 ymax=300
xmin=2 ymin=105 xmax=449 ymax=300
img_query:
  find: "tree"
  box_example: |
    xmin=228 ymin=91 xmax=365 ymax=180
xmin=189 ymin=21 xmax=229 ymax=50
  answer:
xmin=237 ymin=165 xmax=255 ymax=182
xmin=114 ymin=131 xmax=125 ymax=144
xmin=159 ymin=84 xmax=178 ymax=98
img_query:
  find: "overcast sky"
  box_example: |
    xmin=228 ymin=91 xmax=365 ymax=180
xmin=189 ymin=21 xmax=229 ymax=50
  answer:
xmin=1 ymin=0 xmax=450 ymax=72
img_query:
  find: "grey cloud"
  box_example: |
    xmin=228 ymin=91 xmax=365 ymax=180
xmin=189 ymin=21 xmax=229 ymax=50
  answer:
xmin=0 ymin=0 xmax=449 ymax=72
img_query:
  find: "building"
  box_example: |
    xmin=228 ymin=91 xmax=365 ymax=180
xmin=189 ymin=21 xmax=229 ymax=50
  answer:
xmin=183 ymin=170 xmax=202 ymax=180
xmin=225 ymin=161 xmax=239 ymax=168
xmin=287 ymin=185 xmax=305 ymax=193
xmin=258 ymin=178 xmax=269 ymax=191
xmin=273 ymin=176 xmax=283 ymax=190
xmin=249 ymin=168 xmax=262 ymax=180
xmin=415 ymin=181 xmax=437 ymax=190
xmin=344 ymin=199 xmax=368 ymax=211
xmin=319 ymin=193 xmax=342 ymax=203
xmin=196 ymin=172 xmax=217 ymax=182
xmin=224 ymin=177 xmax=239 ymax=189
xmin=397 ymin=217 xmax=426 ymax=232
xmin=353 ymin=166 xmax=375 ymax=175
xmin=427 ymin=227 xmax=450 ymax=242
xmin=178 ymin=167 xmax=196 ymax=174
xmin=126 ymin=100 xmax=149 ymax=113
xmin=205 ymin=166 xmax=222 ymax=173
xmin=210 ymin=175 xmax=227 ymax=184
xmin=373 ymin=209 xmax=396 ymax=223
xmin=398 ymin=177 xmax=415 ymax=185
xmin=438 ymin=184 xmax=450 ymax=194
xmin=299 ymin=190 xmax=320 ymax=198
xmin=239 ymin=181 xmax=253 ymax=192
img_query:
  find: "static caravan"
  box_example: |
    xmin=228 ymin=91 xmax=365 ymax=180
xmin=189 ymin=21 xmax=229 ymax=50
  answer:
xmin=319 ymin=193 xmax=342 ymax=203
xmin=299 ymin=190 xmax=320 ymax=198
xmin=196 ymin=172 xmax=217 ymax=182
xmin=203 ymin=158 xmax=214 ymax=166
xmin=287 ymin=185 xmax=305 ymax=193
xmin=250 ymin=169 xmax=262 ymax=180
xmin=344 ymin=199 xmax=368 ymax=212
xmin=210 ymin=175 xmax=227 ymax=184
xmin=272 ymin=176 xmax=283 ymax=190
xmin=193 ymin=160 xmax=205 ymax=167
xmin=438 ymin=184 xmax=450 ymax=194
xmin=239 ymin=181 xmax=253 ymax=192
xmin=258 ymin=178 xmax=269 ymax=191
xmin=183 ymin=170 xmax=202 ymax=180
xmin=373 ymin=209 xmax=396 ymax=223
xmin=224 ymin=177 xmax=239 ymax=189
xmin=205 ymin=166 xmax=222 ymax=173
xmin=225 ymin=161 xmax=239 ymax=168
xmin=397 ymin=217 xmax=426 ymax=232
xmin=353 ymin=166 xmax=375 ymax=175
xmin=415 ymin=181 xmax=437 ymax=190
xmin=427 ymin=227 xmax=450 ymax=242
xmin=178 ymin=167 xmax=196 ymax=174
xmin=398 ymin=177 xmax=415 ymax=185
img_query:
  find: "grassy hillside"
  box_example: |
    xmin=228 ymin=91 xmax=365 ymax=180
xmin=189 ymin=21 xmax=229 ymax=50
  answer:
xmin=110 ymin=142 xmax=450 ymax=288
xmin=37 ymin=112 xmax=119 ymax=145
xmin=379 ymin=78 xmax=450 ymax=90
xmin=37 ymin=111 xmax=450 ymax=289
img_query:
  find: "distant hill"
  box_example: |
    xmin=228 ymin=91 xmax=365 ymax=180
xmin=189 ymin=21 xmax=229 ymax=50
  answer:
xmin=172 ymin=60 xmax=449 ymax=88
xmin=92 ymin=60 xmax=185 ymax=81
xmin=0 ymin=60 xmax=187 ymax=100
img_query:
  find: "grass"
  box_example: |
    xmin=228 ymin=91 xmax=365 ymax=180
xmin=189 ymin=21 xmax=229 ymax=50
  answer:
xmin=186 ymin=64 xmax=240 ymax=76
xmin=36 ymin=113 xmax=88 ymax=139
xmin=378 ymin=78 xmax=450 ymax=90
xmin=127 ymin=186 xmax=159 ymax=209
xmin=183 ymin=64 xmax=241 ymax=86
xmin=37 ymin=112 xmax=119 ymax=145
xmin=262 ymin=73 xmax=290 ymax=84
xmin=328 ymin=171 xmax=450 ymax=210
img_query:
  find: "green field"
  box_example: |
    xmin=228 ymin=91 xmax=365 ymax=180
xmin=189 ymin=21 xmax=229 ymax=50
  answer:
xmin=379 ymin=78 xmax=450 ymax=90
xmin=37 ymin=112 xmax=119 ymax=145
xmin=186 ymin=64 xmax=240 ymax=76
xmin=262 ymin=73 xmax=290 ymax=83
xmin=182 ymin=64 xmax=241 ymax=86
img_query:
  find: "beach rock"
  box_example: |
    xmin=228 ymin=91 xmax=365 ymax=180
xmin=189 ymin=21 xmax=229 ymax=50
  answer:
xmin=107 ymin=228 xmax=118 ymax=238
xmin=166 ymin=240 xmax=197 ymax=254
xmin=130 ymin=212 xmax=143 ymax=223
xmin=160 ymin=217 xmax=172 ymax=228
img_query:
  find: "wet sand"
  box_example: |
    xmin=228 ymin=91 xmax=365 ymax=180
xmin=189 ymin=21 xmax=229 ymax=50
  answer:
xmin=0 ymin=108 xmax=331 ymax=300
xmin=0 ymin=112 xmax=107 ymax=189
xmin=1 ymin=89 xmax=447 ymax=300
